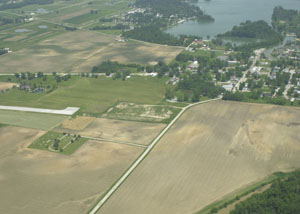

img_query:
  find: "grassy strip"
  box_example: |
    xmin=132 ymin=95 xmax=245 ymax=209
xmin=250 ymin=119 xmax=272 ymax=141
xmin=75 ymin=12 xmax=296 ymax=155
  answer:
xmin=195 ymin=171 xmax=292 ymax=214
xmin=0 ymin=123 xmax=7 ymax=128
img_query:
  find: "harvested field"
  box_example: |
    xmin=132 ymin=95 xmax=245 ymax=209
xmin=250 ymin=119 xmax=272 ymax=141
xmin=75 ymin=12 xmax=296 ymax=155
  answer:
xmin=98 ymin=101 xmax=300 ymax=214
xmin=0 ymin=126 xmax=143 ymax=214
xmin=0 ymin=31 xmax=182 ymax=73
xmin=0 ymin=82 xmax=16 ymax=91
xmin=0 ymin=109 xmax=68 ymax=130
xmin=61 ymin=116 xmax=96 ymax=130
xmin=56 ymin=118 xmax=166 ymax=145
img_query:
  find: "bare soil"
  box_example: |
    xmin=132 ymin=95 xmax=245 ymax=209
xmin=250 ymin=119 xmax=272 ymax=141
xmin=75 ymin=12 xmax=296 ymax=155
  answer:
xmin=0 ymin=126 xmax=143 ymax=214
xmin=0 ymin=31 xmax=182 ymax=73
xmin=56 ymin=118 xmax=166 ymax=145
xmin=98 ymin=101 xmax=300 ymax=214
xmin=61 ymin=116 xmax=95 ymax=130
xmin=0 ymin=82 xmax=17 ymax=91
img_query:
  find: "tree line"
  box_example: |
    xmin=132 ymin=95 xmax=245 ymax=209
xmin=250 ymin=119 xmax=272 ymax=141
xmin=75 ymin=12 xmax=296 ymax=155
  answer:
xmin=230 ymin=170 xmax=300 ymax=214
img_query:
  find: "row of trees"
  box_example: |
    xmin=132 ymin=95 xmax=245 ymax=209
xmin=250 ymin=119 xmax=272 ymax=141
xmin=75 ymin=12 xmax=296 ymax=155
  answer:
xmin=91 ymin=24 xmax=129 ymax=31
xmin=91 ymin=61 xmax=142 ymax=75
xmin=222 ymin=91 xmax=292 ymax=106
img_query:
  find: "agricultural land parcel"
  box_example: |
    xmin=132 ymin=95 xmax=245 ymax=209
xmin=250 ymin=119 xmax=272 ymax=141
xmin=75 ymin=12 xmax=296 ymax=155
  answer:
xmin=0 ymin=125 xmax=144 ymax=214
xmin=55 ymin=117 xmax=166 ymax=145
xmin=0 ymin=76 xmax=167 ymax=115
xmin=98 ymin=101 xmax=300 ymax=214
xmin=0 ymin=30 xmax=182 ymax=73
xmin=0 ymin=109 xmax=68 ymax=130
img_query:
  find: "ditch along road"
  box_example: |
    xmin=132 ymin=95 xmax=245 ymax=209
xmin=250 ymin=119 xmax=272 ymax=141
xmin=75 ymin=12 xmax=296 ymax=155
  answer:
xmin=89 ymin=97 xmax=222 ymax=214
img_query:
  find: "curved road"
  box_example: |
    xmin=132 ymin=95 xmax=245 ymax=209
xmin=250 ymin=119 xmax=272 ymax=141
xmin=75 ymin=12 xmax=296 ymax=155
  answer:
xmin=89 ymin=97 xmax=222 ymax=214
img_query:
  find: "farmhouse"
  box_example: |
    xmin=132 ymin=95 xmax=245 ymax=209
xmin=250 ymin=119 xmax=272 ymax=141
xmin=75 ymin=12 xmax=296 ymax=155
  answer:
xmin=189 ymin=61 xmax=199 ymax=70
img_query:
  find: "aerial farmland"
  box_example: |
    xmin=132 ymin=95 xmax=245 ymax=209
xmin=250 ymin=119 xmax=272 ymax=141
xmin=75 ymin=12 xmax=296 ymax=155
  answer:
xmin=98 ymin=101 xmax=300 ymax=214
xmin=0 ymin=0 xmax=300 ymax=213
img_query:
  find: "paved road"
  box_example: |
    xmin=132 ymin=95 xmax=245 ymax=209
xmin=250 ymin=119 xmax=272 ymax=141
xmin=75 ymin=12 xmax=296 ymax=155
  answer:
xmin=0 ymin=105 xmax=79 ymax=115
xmin=89 ymin=97 xmax=222 ymax=214
xmin=233 ymin=49 xmax=263 ymax=92
xmin=283 ymin=70 xmax=295 ymax=99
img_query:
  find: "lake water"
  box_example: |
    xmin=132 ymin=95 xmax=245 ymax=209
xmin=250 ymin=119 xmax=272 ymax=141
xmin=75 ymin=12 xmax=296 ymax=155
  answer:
xmin=166 ymin=0 xmax=300 ymax=38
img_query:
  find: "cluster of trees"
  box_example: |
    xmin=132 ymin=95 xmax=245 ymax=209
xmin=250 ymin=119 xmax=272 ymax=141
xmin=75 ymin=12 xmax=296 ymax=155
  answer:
xmin=0 ymin=48 xmax=7 ymax=55
xmin=219 ymin=20 xmax=278 ymax=39
xmin=122 ymin=0 xmax=212 ymax=46
xmin=272 ymin=6 xmax=300 ymax=37
xmin=64 ymin=26 xmax=77 ymax=31
xmin=218 ymin=20 xmax=283 ymax=51
xmin=271 ymin=57 xmax=299 ymax=69
xmin=0 ymin=0 xmax=53 ymax=10
xmin=14 ymin=72 xmax=71 ymax=93
xmin=0 ymin=16 xmax=27 ymax=26
xmin=135 ymin=0 xmax=214 ymax=21
xmin=123 ymin=25 xmax=190 ymax=46
xmin=231 ymin=170 xmax=300 ymax=214
xmin=176 ymin=73 xmax=223 ymax=101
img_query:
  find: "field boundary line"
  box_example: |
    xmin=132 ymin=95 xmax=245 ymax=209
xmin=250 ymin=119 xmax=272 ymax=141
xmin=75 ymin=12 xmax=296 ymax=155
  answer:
xmin=88 ymin=97 xmax=221 ymax=214
xmin=83 ymin=136 xmax=148 ymax=148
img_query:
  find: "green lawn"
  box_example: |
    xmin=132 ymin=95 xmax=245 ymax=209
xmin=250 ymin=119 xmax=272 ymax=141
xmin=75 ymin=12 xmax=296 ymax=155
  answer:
xmin=28 ymin=131 xmax=87 ymax=155
xmin=0 ymin=76 xmax=168 ymax=115
xmin=0 ymin=109 xmax=68 ymax=130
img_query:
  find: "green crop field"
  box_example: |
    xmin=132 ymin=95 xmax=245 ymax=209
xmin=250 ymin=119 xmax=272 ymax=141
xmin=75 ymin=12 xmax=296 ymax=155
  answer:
xmin=0 ymin=76 xmax=168 ymax=115
xmin=28 ymin=131 xmax=88 ymax=155
xmin=0 ymin=109 xmax=68 ymax=130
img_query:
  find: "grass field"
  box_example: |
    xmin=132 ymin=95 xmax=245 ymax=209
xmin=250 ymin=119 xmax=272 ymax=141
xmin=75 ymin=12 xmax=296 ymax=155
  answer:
xmin=0 ymin=126 xmax=144 ymax=214
xmin=98 ymin=101 xmax=300 ymax=214
xmin=0 ymin=76 xmax=167 ymax=115
xmin=0 ymin=109 xmax=68 ymax=130
xmin=55 ymin=117 xmax=166 ymax=146
xmin=28 ymin=131 xmax=88 ymax=155
xmin=0 ymin=30 xmax=182 ymax=73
